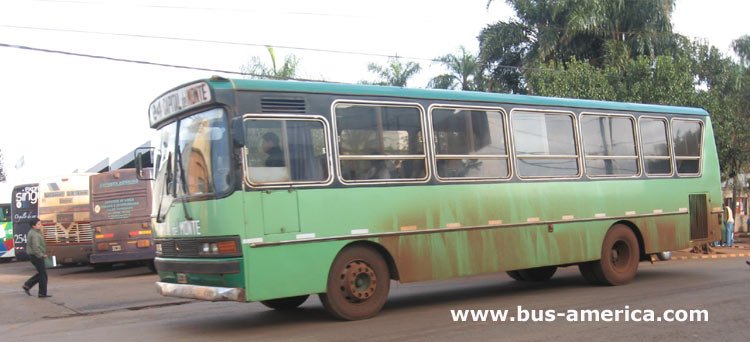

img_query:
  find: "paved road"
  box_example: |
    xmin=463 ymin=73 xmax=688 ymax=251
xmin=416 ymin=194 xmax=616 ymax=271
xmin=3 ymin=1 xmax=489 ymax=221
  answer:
xmin=1 ymin=258 xmax=748 ymax=341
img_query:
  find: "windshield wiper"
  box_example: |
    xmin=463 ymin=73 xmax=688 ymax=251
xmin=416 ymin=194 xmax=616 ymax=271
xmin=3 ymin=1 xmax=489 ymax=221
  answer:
xmin=175 ymin=144 xmax=194 ymax=221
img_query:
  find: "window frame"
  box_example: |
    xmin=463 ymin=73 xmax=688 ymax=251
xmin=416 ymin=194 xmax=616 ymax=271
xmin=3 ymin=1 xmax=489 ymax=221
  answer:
xmin=638 ymin=116 xmax=674 ymax=178
xmin=579 ymin=112 xmax=640 ymax=179
xmin=670 ymin=117 xmax=704 ymax=177
xmin=241 ymin=113 xmax=333 ymax=189
xmin=510 ymin=108 xmax=582 ymax=180
xmin=331 ymin=99 xmax=430 ymax=185
xmin=428 ymin=104 xmax=512 ymax=182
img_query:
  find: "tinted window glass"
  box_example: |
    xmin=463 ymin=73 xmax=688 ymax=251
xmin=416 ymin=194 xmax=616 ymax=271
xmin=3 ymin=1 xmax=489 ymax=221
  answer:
xmin=244 ymin=119 xmax=329 ymax=184
xmin=581 ymin=115 xmax=637 ymax=176
xmin=432 ymin=107 xmax=509 ymax=180
xmin=512 ymin=111 xmax=578 ymax=177
xmin=176 ymin=109 xmax=230 ymax=195
xmin=335 ymin=103 xmax=427 ymax=182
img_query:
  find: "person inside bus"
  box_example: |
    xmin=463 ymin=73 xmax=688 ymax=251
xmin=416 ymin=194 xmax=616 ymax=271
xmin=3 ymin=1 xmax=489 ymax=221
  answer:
xmin=366 ymin=159 xmax=391 ymax=179
xmin=22 ymin=218 xmax=51 ymax=298
xmin=262 ymin=132 xmax=285 ymax=167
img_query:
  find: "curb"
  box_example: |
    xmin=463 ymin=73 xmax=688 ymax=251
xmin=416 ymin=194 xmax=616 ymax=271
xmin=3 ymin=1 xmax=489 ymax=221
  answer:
xmin=672 ymin=252 xmax=750 ymax=260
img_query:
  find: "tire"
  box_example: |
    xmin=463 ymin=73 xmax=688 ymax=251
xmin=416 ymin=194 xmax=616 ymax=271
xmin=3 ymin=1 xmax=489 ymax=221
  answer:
xmin=580 ymin=224 xmax=640 ymax=286
xmin=260 ymin=295 xmax=309 ymax=310
xmin=506 ymin=270 xmax=525 ymax=281
xmin=318 ymin=245 xmax=390 ymax=320
xmin=518 ymin=266 xmax=557 ymax=281
xmin=578 ymin=261 xmax=603 ymax=285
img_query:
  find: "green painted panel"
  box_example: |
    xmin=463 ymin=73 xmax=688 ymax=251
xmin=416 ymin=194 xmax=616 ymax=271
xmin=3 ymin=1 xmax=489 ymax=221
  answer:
xmin=244 ymin=241 xmax=344 ymax=301
xmin=260 ymin=190 xmax=299 ymax=235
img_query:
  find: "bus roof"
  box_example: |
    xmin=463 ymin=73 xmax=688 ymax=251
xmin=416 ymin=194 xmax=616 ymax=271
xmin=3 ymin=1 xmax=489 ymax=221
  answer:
xmin=207 ymin=77 xmax=708 ymax=116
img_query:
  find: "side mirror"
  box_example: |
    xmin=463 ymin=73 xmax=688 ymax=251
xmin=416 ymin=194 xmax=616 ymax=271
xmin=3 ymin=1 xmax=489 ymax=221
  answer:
xmin=135 ymin=147 xmax=155 ymax=180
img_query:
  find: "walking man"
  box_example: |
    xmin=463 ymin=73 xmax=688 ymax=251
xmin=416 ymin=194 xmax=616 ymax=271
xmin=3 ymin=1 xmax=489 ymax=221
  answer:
xmin=22 ymin=218 xmax=51 ymax=298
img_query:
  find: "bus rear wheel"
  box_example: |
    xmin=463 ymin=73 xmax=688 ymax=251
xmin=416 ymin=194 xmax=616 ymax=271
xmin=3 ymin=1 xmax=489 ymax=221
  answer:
xmin=318 ymin=245 xmax=390 ymax=320
xmin=260 ymin=295 xmax=309 ymax=310
xmin=579 ymin=224 xmax=640 ymax=286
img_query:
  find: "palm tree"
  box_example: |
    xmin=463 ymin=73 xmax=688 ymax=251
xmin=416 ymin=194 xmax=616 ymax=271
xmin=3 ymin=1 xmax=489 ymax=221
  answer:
xmin=428 ymin=46 xmax=485 ymax=91
xmin=364 ymin=57 xmax=421 ymax=87
xmin=241 ymin=46 xmax=299 ymax=79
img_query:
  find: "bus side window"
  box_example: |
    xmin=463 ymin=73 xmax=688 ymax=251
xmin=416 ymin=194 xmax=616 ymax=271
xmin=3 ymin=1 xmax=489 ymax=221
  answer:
xmin=243 ymin=117 xmax=330 ymax=185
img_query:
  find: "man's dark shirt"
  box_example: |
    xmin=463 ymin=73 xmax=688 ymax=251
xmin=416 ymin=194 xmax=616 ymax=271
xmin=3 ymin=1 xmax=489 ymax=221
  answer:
xmin=265 ymin=146 xmax=285 ymax=167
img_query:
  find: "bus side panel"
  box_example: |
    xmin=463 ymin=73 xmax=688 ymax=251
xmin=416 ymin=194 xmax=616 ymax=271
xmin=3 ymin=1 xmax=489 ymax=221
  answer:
xmin=244 ymin=242 xmax=344 ymax=302
xmin=377 ymin=223 xmax=607 ymax=283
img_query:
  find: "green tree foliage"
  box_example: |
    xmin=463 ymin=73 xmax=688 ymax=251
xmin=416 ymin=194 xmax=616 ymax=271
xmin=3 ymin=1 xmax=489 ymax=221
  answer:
xmin=733 ymin=35 xmax=750 ymax=67
xmin=479 ymin=0 xmax=675 ymax=92
xmin=526 ymin=58 xmax=615 ymax=100
xmin=428 ymin=46 xmax=486 ymax=91
xmin=363 ymin=58 xmax=421 ymax=87
xmin=241 ymin=46 xmax=300 ymax=79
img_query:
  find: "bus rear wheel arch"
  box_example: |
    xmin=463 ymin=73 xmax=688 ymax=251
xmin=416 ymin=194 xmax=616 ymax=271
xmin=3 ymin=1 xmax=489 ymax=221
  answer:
xmin=319 ymin=245 xmax=391 ymax=320
xmin=579 ymin=223 xmax=640 ymax=286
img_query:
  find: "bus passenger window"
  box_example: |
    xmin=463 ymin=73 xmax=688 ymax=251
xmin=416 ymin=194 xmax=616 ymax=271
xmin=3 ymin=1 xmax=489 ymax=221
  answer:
xmin=672 ymin=119 xmax=703 ymax=175
xmin=512 ymin=110 xmax=579 ymax=178
xmin=640 ymin=117 xmax=672 ymax=176
xmin=334 ymin=102 xmax=427 ymax=183
xmin=243 ymin=118 xmax=330 ymax=185
xmin=581 ymin=114 xmax=638 ymax=177
xmin=431 ymin=107 xmax=509 ymax=180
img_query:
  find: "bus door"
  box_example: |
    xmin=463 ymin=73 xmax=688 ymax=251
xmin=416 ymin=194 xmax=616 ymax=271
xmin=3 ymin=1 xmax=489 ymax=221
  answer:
xmin=257 ymin=189 xmax=300 ymax=235
xmin=242 ymin=115 xmax=331 ymax=236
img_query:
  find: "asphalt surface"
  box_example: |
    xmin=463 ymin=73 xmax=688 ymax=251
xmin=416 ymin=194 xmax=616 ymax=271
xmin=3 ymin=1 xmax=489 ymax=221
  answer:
xmin=1 ymin=254 xmax=749 ymax=341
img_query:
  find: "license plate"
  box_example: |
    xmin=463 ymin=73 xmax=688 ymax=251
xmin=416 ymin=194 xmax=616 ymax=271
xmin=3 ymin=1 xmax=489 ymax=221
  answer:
xmin=176 ymin=273 xmax=188 ymax=284
xmin=112 ymin=245 xmax=122 ymax=252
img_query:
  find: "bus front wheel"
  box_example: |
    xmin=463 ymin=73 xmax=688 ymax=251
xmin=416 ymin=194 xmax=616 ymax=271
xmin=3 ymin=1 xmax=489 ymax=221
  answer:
xmin=319 ymin=245 xmax=390 ymax=320
xmin=579 ymin=224 xmax=640 ymax=286
xmin=260 ymin=295 xmax=309 ymax=310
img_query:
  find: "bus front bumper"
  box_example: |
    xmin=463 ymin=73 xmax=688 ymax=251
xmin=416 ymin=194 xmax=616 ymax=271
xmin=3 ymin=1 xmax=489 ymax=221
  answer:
xmin=156 ymin=282 xmax=246 ymax=302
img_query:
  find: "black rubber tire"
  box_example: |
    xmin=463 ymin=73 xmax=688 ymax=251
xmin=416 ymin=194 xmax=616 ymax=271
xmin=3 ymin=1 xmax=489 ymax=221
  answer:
xmin=580 ymin=224 xmax=640 ymax=286
xmin=259 ymin=295 xmax=309 ymax=310
xmin=578 ymin=261 xmax=603 ymax=285
xmin=318 ymin=245 xmax=390 ymax=320
xmin=518 ymin=266 xmax=557 ymax=281
xmin=506 ymin=270 xmax=525 ymax=281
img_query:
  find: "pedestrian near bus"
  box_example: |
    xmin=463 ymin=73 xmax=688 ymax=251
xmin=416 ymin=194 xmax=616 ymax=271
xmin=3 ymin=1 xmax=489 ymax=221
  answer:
xmin=723 ymin=205 xmax=734 ymax=247
xmin=22 ymin=218 xmax=51 ymax=298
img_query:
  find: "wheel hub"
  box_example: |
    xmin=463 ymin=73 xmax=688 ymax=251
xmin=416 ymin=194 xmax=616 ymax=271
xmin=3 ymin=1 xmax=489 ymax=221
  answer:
xmin=338 ymin=260 xmax=377 ymax=303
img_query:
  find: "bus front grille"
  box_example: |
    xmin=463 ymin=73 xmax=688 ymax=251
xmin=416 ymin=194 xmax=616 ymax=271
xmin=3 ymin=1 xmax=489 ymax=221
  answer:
xmin=155 ymin=237 xmax=241 ymax=258
xmin=157 ymin=239 xmax=200 ymax=257
xmin=43 ymin=223 xmax=93 ymax=244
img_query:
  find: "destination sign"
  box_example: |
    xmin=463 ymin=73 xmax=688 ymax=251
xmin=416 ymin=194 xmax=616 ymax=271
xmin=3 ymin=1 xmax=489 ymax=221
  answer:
xmin=149 ymin=82 xmax=212 ymax=127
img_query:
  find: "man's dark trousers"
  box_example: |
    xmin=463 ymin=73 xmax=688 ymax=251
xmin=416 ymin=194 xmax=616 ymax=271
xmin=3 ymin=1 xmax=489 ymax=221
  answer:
xmin=24 ymin=255 xmax=47 ymax=296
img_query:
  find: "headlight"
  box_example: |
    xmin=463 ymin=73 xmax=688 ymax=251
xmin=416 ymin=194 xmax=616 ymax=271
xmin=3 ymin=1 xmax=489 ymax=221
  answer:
xmin=201 ymin=243 xmax=211 ymax=254
xmin=210 ymin=243 xmax=219 ymax=254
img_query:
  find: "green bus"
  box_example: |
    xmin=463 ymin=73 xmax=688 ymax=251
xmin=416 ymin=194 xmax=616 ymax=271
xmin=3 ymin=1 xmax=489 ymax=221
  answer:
xmin=144 ymin=77 xmax=722 ymax=320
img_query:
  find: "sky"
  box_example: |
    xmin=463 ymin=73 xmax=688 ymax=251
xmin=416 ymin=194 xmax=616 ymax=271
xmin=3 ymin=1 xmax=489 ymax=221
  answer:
xmin=0 ymin=0 xmax=748 ymax=201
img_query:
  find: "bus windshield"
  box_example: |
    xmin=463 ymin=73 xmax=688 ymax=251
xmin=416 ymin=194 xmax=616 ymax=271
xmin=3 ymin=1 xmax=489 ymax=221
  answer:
xmin=154 ymin=108 xmax=231 ymax=220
